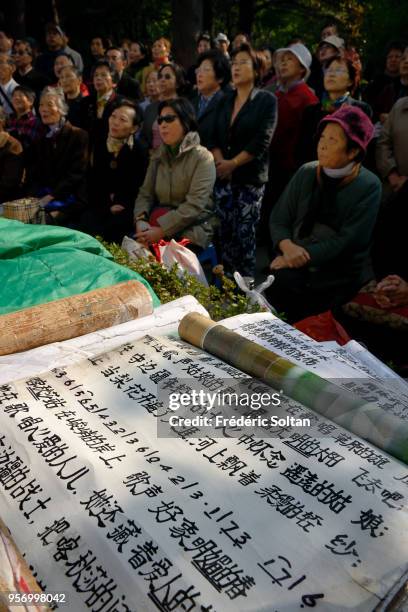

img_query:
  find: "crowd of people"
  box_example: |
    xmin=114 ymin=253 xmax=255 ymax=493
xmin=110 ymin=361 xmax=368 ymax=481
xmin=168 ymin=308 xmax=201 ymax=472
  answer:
xmin=0 ymin=21 xmax=407 ymax=366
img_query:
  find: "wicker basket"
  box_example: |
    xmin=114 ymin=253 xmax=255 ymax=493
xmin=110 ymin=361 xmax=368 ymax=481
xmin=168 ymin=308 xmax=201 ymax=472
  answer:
xmin=2 ymin=198 xmax=45 ymax=224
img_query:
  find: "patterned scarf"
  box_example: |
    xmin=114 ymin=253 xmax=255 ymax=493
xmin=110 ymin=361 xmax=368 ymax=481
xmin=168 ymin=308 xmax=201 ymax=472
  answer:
xmin=106 ymin=134 xmax=134 ymax=156
xmin=321 ymin=92 xmax=350 ymax=113
xmin=96 ymin=91 xmax=113 ymax=118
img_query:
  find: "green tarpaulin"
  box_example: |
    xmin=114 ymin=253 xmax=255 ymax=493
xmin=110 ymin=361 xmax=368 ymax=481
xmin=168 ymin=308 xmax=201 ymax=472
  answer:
xmin=0 ymin=218 xmax=160 ymax=315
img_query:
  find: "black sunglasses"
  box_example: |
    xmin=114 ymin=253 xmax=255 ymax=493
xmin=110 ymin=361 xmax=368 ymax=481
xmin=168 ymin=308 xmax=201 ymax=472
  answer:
xmin=158 ymin=73 xmax=173 ymax=80
xmin=157 ymin=114 xmax=178 ymax=125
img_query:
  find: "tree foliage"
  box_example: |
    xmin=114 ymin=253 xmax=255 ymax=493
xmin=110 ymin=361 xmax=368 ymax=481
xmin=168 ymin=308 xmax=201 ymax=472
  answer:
xmin=2 ymin=1 xmax=407 ymax=75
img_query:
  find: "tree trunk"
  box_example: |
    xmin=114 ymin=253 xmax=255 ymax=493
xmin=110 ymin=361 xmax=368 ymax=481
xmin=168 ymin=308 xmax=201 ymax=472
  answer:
xmin=203 ymin=0 xmax=213 ymax=34
xmin=238 ymin=0 xmax=256 ymax=36
xmin=171 ymin=0 xmax=204 ymax=69
xmin=5 ymin=0 xmax=26 ymax=38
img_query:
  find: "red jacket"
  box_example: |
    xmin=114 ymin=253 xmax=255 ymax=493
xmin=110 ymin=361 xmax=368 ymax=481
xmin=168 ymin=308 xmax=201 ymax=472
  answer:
xmin=270 ymin=82 xmax=318 ymax=173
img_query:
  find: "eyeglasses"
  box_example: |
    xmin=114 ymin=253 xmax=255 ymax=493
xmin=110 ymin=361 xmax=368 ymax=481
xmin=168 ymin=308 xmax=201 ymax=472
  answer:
xmin=157 ymin=114 xmax=178 ymax=125
xmin=14 ymin=50 xmax=29 ymax=56
xmin=158 ymin=73 xmax=173 ymax=80
xmin=231 ymin=60 xmax=252 ymax=67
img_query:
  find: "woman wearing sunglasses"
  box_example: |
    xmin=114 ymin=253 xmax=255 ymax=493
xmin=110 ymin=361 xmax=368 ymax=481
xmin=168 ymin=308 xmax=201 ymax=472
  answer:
xmin=141 ymin=62 xmax=186 ymax=151
xmin=134 ymin=97 xmax=216 ymax=250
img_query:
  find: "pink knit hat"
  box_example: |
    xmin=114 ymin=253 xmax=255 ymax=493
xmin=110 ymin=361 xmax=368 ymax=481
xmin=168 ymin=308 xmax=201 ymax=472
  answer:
xmin=319 ymin=105 xmax=374 ymax=152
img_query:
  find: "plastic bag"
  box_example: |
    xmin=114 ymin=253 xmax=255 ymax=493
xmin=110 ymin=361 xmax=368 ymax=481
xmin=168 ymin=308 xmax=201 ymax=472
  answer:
xmin=121 ymin=236 xmax=153 ymax=261
xmin=154 ymin=239 xmax=208 ymax=286
xmin=294 ymin=310 xmax=351 ymax=345
xmin=234 ymin=272 xmax=276 ymax=313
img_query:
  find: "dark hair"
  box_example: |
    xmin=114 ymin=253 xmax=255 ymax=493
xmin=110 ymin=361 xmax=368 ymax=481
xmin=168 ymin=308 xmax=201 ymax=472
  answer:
xmin=325 ymin=54 xmax=359 ymax=94
xmin=197 ymin=33 xmax=212 ymax=47
xmin=130 ymin=40 xmax=147 ymax=56
xmin=111 ymin=98 xmax=142 ymax=125
xmin=91 ymin=36 xmax=110 ymax=49
xmin=106 ymin=46 xmax=126 ymax=61
xmin=157 ymin=97 xmax=198 ymax=134
xmin=321 ymin=21 xmax=339 ymax=34
xmin=12 ymin=85 xmax=36 ymax=104
xmin=230 ymin=43 xmax=262 ymax=85
xmin=158 ymin=62 xmax=186 ymax=94
xmin=14 ymin=39 xmax=34 ymax=57
xmin=233 ymin=32 xmax=250 ymax=43
xmin=92 ymin=59 xmax=120 ymax=84
xmin=54 ymin=51 xmax=75 ymax=64
xmin=286 ymin=36 xmax=304 ymax=45
xmin=196 ymin=49 xmax=231 ymax=87
xmin=259 ymin=43 xmax=275 ymax=55
xmin=385 ymin=40 xmax=406 ymax=55
xmin=59 ymin=65 xmax=82 ymax=79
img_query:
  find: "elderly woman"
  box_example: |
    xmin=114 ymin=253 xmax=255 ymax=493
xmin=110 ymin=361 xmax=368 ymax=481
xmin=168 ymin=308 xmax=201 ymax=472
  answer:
xmin=25 ymin=87 xmax=88 ymax=226
xmin=266 ymin=106 xmax=381 ymax=323
xmin=59 ymin=65 xmax=86 ymax=127
xmin=298 ymin=54 xmax=372 ymax=165
xmin=134 ymin=97 xmax=216 ymax=250
xmin=0 ymin=106 xmax=24 ymax=202
xmin=141 ymin=62 xmax=186 ymax=151
xmin=209 ymin=43 xmax=277 ymax=283
xmin=83 ymin=99 xmax=148 ymax=242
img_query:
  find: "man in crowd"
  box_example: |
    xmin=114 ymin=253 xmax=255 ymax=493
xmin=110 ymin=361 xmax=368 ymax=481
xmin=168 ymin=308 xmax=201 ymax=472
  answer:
xmin=13 ymin=39 xmax=50 ymax=99
xmin=35 ymin=23 xmax=83 ymax=80
xmin=0 ymin=54 xmax=18 ymax=115
xmin=364 ymin=41 xmax=406 ymax=111
xmin=106 ymin=46 xmax=142 ymax=101
xmin=214 ymin=33 xmax=230 ymax=59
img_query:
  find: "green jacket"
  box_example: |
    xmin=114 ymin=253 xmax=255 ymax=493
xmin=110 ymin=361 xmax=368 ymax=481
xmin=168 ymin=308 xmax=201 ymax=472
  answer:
xmin=134 ymin=131 xmax=217 ymax=248
xmin=270 ymin=161 xmax=382 ymax=288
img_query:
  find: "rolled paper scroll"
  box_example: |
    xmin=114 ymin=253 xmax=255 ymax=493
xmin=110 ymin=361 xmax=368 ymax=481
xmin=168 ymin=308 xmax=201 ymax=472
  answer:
xmin=0 ymin=280 xmax=153 ymax=356
xmin=179 ymin=312 xmax=408 ymax=464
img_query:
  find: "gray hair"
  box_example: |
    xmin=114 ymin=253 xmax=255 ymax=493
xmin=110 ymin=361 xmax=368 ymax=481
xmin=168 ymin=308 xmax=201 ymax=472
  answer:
xmin=40 ymin=86 xmax=68 ymax=117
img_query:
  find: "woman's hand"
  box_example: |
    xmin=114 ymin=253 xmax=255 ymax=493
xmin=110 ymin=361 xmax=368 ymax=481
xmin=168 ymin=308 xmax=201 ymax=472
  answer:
xmin=388 ymin=171 xmax=408 ymax=192
xmin=215 ymin=159 xmax=236 ymax=180
xmin=278 ymin=239 xmax=311 ymax=268
xmin=270 ymin=255 xmax=288 ymax=270
xmin=110 ymin=204 xmax=125 ymax=215
xmin=38 ymin=194 xmax=54 ymax=208
xmin=135 ymin=225 xmax=164 ymax=245
xmin=374 ymin=275 xmax=408 ymax=308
